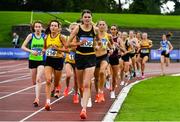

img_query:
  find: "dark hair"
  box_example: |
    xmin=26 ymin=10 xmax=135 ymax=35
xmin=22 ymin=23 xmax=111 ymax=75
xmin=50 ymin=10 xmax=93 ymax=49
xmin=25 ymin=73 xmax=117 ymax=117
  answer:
xmin=166 ymin=32 xmax=173 ymax=39
xmin=31 ymin=20 xmax=43 ymax=32
xmin=110 ymin=25 xmax=118 ymax=30
xmin=81 ymin=9 xmax=92 ymax=17
xmin=45 ymin=20 xmax=61 ymax=34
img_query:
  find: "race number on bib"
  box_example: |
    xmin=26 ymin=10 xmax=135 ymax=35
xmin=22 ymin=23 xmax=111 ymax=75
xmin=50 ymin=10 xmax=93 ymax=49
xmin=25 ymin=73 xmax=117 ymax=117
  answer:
xmin=69 ymin=51 xmax=75 ymax=60
xmin=32 ymin=48 xmax=42 ymax=55
xmin=46 ymin=48 xmax=57 ymax=56
xmin=101 ymin=38 xmax=108 ymax=49
xmin=141 ymin=48 xmax=149 ymax=53
xmin=80 ymin=37 xmax=93 ymax=47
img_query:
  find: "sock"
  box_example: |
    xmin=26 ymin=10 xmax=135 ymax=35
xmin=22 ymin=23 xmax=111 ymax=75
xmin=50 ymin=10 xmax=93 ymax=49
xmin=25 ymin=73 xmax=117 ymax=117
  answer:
xmin=35 ymin=82 xmax=42 ymax=99
xmin=46 ymin=99 xmax=50 ymax=104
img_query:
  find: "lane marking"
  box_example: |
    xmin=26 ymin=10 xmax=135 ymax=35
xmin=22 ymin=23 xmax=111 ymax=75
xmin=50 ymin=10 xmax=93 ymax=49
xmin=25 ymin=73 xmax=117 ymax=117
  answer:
xmin=19 ymin=90 xmax=73 ymax=122
xmin=0 ymin=73 xmax=29 ymax=77
xmin=0 ymin=75 xmax=30 ymax=84
xmin=0 ymin=82 xmax=45 ymax=100
xmin=0 ymin=63 xmax=26 ymax=69
xmin=0 ymin=67 xmax=27 ymax=74
xmin=102 ymin=77 xmax=152 ymax=122
xmin=0 ymin=76 xmax=66 ymax=100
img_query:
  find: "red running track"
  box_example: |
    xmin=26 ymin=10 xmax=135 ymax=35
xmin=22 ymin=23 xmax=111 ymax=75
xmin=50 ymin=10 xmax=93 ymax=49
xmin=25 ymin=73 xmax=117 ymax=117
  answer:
xmin=0 ymin=60 xmax=180 ymax=121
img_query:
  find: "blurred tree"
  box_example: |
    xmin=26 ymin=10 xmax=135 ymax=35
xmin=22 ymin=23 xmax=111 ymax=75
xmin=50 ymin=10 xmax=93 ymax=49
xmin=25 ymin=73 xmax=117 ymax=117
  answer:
xmin=129 ymin=0 xmax=161 ymax=14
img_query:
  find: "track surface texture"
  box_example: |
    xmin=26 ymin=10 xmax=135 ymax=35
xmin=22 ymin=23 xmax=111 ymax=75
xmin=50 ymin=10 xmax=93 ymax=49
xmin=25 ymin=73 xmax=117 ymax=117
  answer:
xmin=0 ymin=60 xmax=180 ymax=121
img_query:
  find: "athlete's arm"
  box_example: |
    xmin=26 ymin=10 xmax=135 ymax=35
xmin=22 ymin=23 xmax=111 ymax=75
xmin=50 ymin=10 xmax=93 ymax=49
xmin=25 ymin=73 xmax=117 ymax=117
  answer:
xmin=68 ymin=25 xmax=85 ymax=47
xmin=149 ymin=40 xmax=153 ymax=48
xmin=42 ymin=35 xmax=47 ymax=53
xmin=168 ymin=41 xmax=173 ymax=52
xmin=60 ymin=34 xmax=68 ymax=48
xmin=21 ymin=34 xmax=38 ymax=55
xmin=158 ymin=42 xmax=162 ymax=50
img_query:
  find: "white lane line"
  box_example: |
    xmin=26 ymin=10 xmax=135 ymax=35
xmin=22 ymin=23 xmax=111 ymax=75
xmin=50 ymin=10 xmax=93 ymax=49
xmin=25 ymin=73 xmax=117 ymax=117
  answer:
xmin=0 ymin=63 xmax=27 ymax=69
xmin=19 ymin=90 xmax=73 ymax=122
xmin=0 ymin=67 xmax=27 ymax=74
xmin=0 ymin=82 xmax=45 ymax=100
xmin=0 ymin=73 xmax=29 ymax=77
xmin=102 ymin=77 xmax=152 ymax=122
xmin=0 ymin=75 xmax=30 ymax=84
xmin=0 ymin=75 xmax=66 ymax=100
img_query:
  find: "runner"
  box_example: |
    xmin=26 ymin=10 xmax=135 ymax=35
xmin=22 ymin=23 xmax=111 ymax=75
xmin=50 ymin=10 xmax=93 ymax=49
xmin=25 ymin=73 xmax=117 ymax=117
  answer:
xmin=44 ymin=20 xmax=68 ymax=110
xmin=119 ymin=32 xmax=132 ymax=86
xmin=68 ymin=9 xmax=98 ymax=119
xmin=21 ymin=20 xmax=45 ymax=107
xmin=128 ymin=30 xmax=139 ymax=78
xmin=109 ymin=25 xmax=119 ymax=99
xmin=135 ymin=32 xmax=142 ymax=77
xmin=94 ymin=20 xmax=113 ymax=103
xmin=139 ymin=32 xmax=152 ymax=78
xmin=63 ymin=22 xmax=79 ymax=104
xmin=158 ymin=34 xmax=173 ymax=75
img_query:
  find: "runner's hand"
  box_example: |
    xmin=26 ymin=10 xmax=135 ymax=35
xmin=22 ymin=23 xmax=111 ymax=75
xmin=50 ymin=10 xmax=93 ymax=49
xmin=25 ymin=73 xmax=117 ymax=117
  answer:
xmin=31 ymin=50 xmax=38 ymax=56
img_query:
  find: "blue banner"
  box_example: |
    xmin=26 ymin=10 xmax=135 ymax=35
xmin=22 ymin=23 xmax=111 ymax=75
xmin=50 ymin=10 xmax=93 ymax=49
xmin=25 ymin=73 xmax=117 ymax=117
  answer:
xmin=0 ymin=48 xmax=29 ymax=59
xmin=150 ymin=49 xmax=180 ymax=60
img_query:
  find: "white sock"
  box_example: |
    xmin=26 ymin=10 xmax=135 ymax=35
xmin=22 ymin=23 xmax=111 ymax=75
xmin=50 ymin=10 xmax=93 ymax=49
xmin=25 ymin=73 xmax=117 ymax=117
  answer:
xmin=35 ymin=82 xmax=42 ymax=99
xmin=46 ymin=99 xmax=50 ymax=104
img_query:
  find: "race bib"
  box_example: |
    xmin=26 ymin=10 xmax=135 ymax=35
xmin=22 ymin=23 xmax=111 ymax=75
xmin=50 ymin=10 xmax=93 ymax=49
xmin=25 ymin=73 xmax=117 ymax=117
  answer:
xmin=80 ymin=37 xmax=93 ymax=47
xmin=101 ymin=38 xmax=108 ymax=48
xmin=141 ymin=48 xmax=149 ymax=53
xmin=32 ymin=48 xmax=42 ymax=55
xmin=46 ymin=48 xmax=57 ymax=56
xmin=69 ymin=51 xmax=75 ymax=60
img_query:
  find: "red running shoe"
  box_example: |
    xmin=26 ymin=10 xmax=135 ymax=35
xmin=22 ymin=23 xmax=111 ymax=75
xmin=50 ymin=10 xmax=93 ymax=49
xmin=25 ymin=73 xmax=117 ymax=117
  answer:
xmin=63 ymin=87 xmax=69 ymax=97
xmin=45 ymin=103 xmax=51 ymax=111
xmin=73 ymin=94 xmax=79 ymax=104
xmin=80 ymin=109 xmax=87 ymax=119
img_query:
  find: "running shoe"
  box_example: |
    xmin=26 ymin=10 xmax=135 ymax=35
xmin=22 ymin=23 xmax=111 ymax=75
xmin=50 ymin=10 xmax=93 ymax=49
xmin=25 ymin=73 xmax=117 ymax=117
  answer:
xmin=133 ymin=72 xmax=136 ymax=77
xmin=110 ymin=91 xmax=115 ymax=99
xmin=141 ymin=75 xmax=145 ymax=79
xmin=94 ymin=94 xmax=100 ymax=103
xmin=80 ymin=109 xmax=87 ymax=119
xmin=120 ymin=81 xmax=125 ymax=86
xmin=99 ymin=93 xmax=105 ymax=102
xmin=87 ymin=98 xmax=92 ymax=107
xmin=63 ymin=87 xmax=69 ymax=97
xmin=54 ymin=85 xmax=61 ymax=98
xmin=73 ymin=94 xmax=79 ymax=104
xmin=45 ymin=103 xmax=51 ymax=111
xmin=33 ymin=98 xmax=39 ymax=107
xmin=51 ymin=89 xmax=55 ymax=97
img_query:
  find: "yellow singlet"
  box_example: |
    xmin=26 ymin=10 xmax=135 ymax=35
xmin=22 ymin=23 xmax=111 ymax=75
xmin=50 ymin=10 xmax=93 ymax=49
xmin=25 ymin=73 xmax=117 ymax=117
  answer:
xmin=46 ymin=33 xmax=63 ymax=58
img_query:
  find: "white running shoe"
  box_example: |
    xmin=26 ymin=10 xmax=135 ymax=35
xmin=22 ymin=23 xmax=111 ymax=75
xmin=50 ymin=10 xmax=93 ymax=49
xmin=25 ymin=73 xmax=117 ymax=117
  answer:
xmin=110 ymin=91 xmax=115 ymax=99
xmin=120 ymin=81 xmax=125 ymax=86
xmin=87 ymin=98 xmax=92 ymax=107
